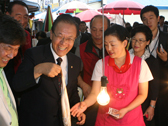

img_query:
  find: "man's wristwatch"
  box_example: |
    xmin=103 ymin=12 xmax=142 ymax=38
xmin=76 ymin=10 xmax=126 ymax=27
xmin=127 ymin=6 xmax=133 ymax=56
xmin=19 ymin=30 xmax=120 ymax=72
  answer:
xmin=150 ymin=104 xmax=155 ymax=108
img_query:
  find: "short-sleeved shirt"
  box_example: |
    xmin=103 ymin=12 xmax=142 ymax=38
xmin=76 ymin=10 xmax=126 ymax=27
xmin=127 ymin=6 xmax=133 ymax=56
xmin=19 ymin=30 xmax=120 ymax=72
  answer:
xmin=91 ymin=52 xmax=153 ymax=83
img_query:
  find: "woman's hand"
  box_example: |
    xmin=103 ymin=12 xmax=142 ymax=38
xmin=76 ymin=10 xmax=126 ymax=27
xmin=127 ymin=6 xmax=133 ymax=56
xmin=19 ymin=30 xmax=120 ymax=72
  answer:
xmin=70 ymin=102 xmax=87 ymax=117
xmin=113 ymin=108 xmax=128 ymax=119
xmin=143 ymin=106 xmax=154 ymax=121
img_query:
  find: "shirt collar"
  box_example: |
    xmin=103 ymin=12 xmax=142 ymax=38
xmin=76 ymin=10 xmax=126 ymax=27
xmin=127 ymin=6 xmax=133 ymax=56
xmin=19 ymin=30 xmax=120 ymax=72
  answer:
xmin=153 ymin=30 xmax=160 ymax=41
xmin=0 ymin=68 xmax=3 ymax=73
xmin=109 ymin=50 xmax=131 ymax=73
xmin=129 ymin=48 xmax=150 ymax=60
xmin=149 ymin=30 xmax=159 ymax=58
xmin=50 ymin=43 xmax=66 ymax=64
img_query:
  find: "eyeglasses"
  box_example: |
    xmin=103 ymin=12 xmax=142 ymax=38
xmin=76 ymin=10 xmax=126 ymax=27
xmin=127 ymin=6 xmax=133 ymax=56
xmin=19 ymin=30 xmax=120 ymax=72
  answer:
xmin=53 ymin=32 xmax=76 ymax=44
xmin=131 ymin=38 xmax=147 ymax=44
xmin=0 ymin=43 xmax=19 ymax=55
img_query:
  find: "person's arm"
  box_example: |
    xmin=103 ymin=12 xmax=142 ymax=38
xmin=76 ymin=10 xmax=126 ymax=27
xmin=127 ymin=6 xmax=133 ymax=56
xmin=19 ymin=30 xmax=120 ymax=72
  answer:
xmin=114 ymin=81 xmax=148 ymax=119
xmin=75 ymin=46 xmax=91 ymax=98
xmin=12 ymin=49 xmax=61 ymax=92
xmin=77 ymin=75 xmax=91 ymax=98
xmin=143 ymin=100 xmax=156 ymax=121
xmin=70 ymin=80 xmax=101 ymax=117
xmin=157 ymin=32 xmax=168 ymax=64
xmin=71 ymin=59 xmax=102 ymax=117
xmin=34 ymin=63 xmax=61 ymax=79
xmin=143 ymin=57 xmax=160 ymax=121
xmin=114 ymin=59 xmax=153 ymax=119
xmin=149 ymin=100 xmax=157 ymax=108
xmin=83 ymin=81 xmax=101 ymax=107
xmin=80 ymin=58 xmax=103 ymax=106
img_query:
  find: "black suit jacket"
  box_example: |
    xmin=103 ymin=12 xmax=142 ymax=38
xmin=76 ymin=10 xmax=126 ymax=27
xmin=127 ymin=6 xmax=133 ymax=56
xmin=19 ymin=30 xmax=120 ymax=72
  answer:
xmin=36 ymin=37 xmax=51 ymax=46
xmin=158 ymin=31 xmax=168 ymax=83
xmin=80 ymin=32 xmax=90 ymax=44
xmin=158 ymin=24 xmax=168 ymax=33
xmin=155 ymin=30 xmax=168 ymax=126
xmin=12 ymin=44 xmax=81 ymax=126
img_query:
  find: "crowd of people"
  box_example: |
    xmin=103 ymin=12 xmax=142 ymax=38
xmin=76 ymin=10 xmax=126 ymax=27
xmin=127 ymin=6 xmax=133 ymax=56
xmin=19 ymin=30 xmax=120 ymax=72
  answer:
xmin=0 ymin=1 xmax=168 ymax=126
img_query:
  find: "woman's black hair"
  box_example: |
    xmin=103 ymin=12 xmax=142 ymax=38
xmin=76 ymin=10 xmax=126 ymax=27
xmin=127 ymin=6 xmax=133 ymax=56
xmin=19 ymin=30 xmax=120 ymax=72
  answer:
xmin=104 ymin=24 xmax=130 ymax=42
xmin=131 ymin=24 xmax=153 ymax=44
xmin=0 ymin=14 xmax=25 ymax=45
xmin=140 ymin=5 xmax=159 ymax=20
xmin=36 ymin=31 xmax=47 ymax=40
xmin=52 ymin=14 xmax=79 ymax=37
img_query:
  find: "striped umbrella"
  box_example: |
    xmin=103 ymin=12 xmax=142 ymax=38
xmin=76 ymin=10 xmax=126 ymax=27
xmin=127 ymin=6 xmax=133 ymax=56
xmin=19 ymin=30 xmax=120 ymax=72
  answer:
xmin=42 ymin=5 xmax=53 ymax=32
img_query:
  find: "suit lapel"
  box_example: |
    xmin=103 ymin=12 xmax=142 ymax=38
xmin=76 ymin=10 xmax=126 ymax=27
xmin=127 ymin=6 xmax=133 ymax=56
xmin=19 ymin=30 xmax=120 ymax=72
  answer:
xmin=0 ymin=71 xmax=14 ymax=119
xmin=0 ymin=82 xmax=10 ymax=112
xmin=2 ymin=71 xmax=16 ymax=109
xmin=66 ymin=53 xmax=73 ymax=90
xmin=41 ymin=44 xmax=55 ymax=63
xmin=43 ymin=44 xmax=61 ymax=95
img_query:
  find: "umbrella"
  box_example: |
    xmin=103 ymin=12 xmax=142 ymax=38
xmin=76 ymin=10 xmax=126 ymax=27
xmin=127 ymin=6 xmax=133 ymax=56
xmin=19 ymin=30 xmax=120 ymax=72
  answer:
xmin=34 ymin=11 xmax=58 ymax=20
xmin=74 ymin=8 xmax=83 ymax=14
xmin=98 ymin=0 xmax=144 ymax=19
xmin=57 ymin=1 xmax=93 ymax=13
xmin=75 ymin=10 xmax=111 ymax=22
xmin=42 ymin=6 xmax=53 ymax=32
xmin=34 ymin=11 xmax=47 ymax=20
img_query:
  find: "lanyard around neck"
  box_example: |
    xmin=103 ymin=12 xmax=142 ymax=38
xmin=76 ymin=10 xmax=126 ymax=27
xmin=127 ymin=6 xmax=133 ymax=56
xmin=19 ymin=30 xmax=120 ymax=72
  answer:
xmin=149 ymin=37 xmax=159 ymax=54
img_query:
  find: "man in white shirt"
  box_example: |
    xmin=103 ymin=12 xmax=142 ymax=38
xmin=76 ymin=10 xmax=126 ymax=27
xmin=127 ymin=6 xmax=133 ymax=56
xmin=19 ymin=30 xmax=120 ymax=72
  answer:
xmin=140 ymin=5 xmax=168 ymax=126
xmin=12 ymin=14 xmax=85 ymax=126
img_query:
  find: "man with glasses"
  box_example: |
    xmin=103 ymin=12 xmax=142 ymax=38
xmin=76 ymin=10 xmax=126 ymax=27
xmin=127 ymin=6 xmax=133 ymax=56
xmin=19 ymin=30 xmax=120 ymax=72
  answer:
xmin=4 ymin=1 xmax=32 ymax=108
xmin=12 ymin=14 xmax=85 ymax=126
xmin=140 ymin=5 xmax=168 ymax=125
xmin=0 ymin=14 xmax=25 ymax=126
xmin=6 ymin=1 xmax=32 ymax=73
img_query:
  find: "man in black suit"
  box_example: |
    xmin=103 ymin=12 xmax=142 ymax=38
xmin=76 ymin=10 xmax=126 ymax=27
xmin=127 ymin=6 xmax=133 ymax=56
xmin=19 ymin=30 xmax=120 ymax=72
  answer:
xmin=140 ymin=5 xmax=168 ymax=126
xmin=73 ymin=17 xmax=90 ymax=48
xmin=158 ymin=15 xmax=168 ymax=32
xmin=12 ymin=14 xmax=85 ymax=126
xmin=79 ymin=21 xmax=91 ymax=38
xmin=36 ymin=37 xmax=51 ymax=46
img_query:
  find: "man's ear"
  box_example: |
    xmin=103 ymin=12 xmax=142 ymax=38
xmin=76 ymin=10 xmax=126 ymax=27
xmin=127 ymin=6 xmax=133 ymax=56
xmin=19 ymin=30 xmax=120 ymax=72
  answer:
xmin=158 ymin=16 xmax=160 ymax=22
xmin=6 ymin=12 xmax=10 ymax=15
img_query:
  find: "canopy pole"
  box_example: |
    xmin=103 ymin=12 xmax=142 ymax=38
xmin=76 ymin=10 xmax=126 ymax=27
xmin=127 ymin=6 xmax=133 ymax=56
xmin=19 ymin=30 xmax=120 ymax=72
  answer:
xmin=123 ymin=10 xmax=125 ymax=26
xmin=102 ymin=1 xmax=105 ymax=76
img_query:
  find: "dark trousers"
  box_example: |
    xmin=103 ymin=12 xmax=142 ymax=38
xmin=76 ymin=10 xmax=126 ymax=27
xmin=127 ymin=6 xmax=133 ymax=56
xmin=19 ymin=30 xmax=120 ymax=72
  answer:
xmin=83 ymin=102 xmax=99 ymax=126
xmin=155 ymin=93 xmax=168 ymax=126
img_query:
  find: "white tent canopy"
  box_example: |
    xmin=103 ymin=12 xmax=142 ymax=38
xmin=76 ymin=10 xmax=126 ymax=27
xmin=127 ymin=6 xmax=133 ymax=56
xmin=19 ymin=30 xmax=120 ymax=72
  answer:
xmin=34 ymin=11 xmax=58 ymax=20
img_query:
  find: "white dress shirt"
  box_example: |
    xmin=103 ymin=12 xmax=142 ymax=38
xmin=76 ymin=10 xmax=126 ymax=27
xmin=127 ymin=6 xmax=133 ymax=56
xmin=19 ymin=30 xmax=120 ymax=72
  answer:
xmin=50 ymin=43 xmax=68 ymax=85
xmin=149 ymin=30 xmax=160 ymax=58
